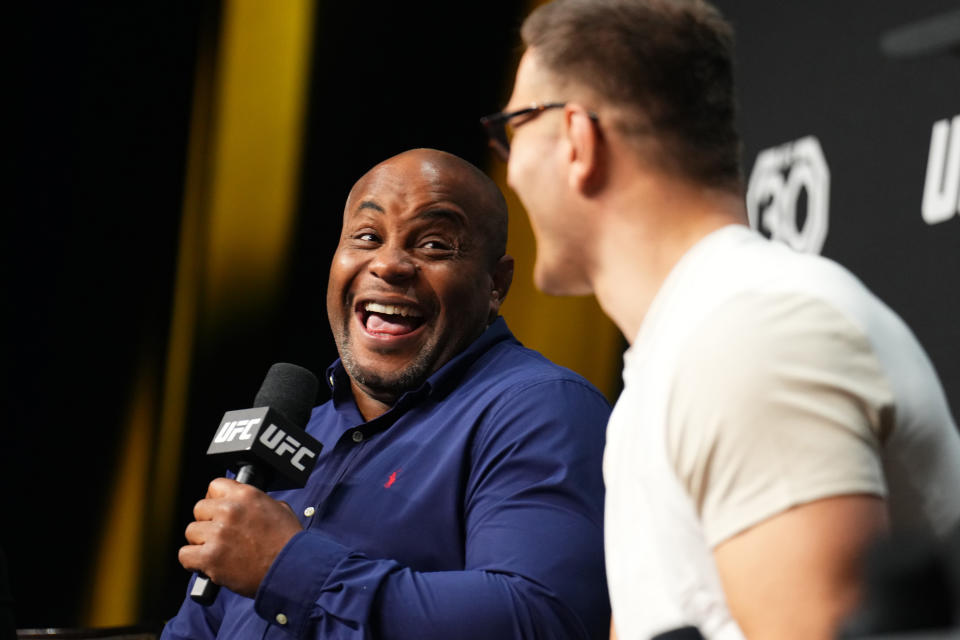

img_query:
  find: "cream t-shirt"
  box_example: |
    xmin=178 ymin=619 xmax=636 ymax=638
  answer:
xmin=604 ymin=225 xmax=960 ymax=640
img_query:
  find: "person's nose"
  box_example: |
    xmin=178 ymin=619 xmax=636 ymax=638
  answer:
xmin=369 ymin=244 xmax=417 ymax=284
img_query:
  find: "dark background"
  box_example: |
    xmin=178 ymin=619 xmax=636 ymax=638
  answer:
xmin=5 ymin=0 xmax=527 ymax=628
xmin=7 ymin=1 xmax=209 ymax=628
xmin=3 ymin=0 xmax=957 ymax=630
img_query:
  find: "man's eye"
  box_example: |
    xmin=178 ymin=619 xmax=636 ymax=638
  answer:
xmin=355 ymin=232 xmax=379 ymax=243
xmin=421 ymin=239 xmax=454 ymax=251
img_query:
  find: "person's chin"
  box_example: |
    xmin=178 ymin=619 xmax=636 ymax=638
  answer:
xmin=350 ymin=349 xmax=433 ymax=397
xmin=349 ymin=321 xmax=433 ymax=372
xmin=353 ymin=346 xmax=419 ymax=374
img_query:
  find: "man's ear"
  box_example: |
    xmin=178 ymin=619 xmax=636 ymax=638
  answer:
xmin=564 ymin=105 xmax=605 ymax=196
xmin=488 ymin=254 xmax=515 ymax=322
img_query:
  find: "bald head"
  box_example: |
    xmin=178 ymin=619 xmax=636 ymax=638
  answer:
xmin=328 ymin=148 xmax=515 ymax=415
xmin=347 ymin=148 xmax=509 ymax=268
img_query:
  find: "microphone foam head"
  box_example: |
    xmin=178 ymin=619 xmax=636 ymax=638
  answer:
xmin=254 ymin=362 xmax=319 ymax=427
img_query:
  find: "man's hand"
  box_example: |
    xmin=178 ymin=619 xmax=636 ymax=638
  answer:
xmin=178 ymin=477 xmax=303 ymax=597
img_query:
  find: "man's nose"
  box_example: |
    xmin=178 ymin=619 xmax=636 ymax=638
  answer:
xmin=369 ymin=245 xmax=417 ymax=283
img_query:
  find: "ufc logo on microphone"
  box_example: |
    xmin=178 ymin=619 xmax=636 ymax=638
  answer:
xmin=259 ymin=424 xmax=317 ymax=471
xmin=213 ymin=418 xmax=262 ymax=443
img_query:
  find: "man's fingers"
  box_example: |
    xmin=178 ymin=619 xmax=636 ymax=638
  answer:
xmin=193 ymin=496 xmax=233 ymax=522
xmin=193 ymin=497 xmax=212 ymax=521
xmin=195 ymin=479 xmax=259 ymax=521
xmin=179 ymin=522 xmax=222 ymax=576
xmin=178 ymin=543 xmax=202 ymax=573
xmin=277 ymin=500 xmax=296 ymax=516
xmin=178 ymin=544 xmax=223 ymax=585
xmin=184 ymin=520 xmax=215 ymax=545
xmin=205 ymin=476 xmax=240 ymax=498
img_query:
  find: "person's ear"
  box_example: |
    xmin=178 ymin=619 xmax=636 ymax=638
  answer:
xmin=488 ymin=254 xmax=514 ymax=323
xmin=564 ymin=105 xmax=604 ymax=195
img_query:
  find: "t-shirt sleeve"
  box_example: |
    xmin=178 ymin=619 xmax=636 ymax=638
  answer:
xmin=665 ymin=291 xmax=895 ymax=547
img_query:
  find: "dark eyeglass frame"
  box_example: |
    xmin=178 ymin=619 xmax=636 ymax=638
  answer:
xmin=480 ymin=102 xmax=598 ymax=162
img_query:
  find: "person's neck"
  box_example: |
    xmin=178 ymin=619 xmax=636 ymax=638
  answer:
xmin=590 ymin=172 xmax=746 ymax=343
xmin=350 ymin=379 xmax=396 ymax=421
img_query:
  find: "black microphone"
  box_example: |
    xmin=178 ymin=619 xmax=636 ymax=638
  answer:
xmin=189 ymin=362 xmax=322 ymax=606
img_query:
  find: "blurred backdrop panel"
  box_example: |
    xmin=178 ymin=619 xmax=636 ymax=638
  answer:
xmin=7 ymin=0 xmax=211 ymax=629
xmin=715 ymin=0 xmax=959 ymax=415
xmin=3 ymin=0 xmax=957 ymax=632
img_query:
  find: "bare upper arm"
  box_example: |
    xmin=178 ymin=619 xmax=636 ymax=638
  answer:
xmin=666 ymin=292 xmax=895 ymax=637
xmin=713 ymin=494 xmax=888 ymax=640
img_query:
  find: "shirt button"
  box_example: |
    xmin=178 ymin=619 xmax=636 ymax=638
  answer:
xmin=304 ymin=506 xmax=316 ymax=517
xmin=352 ymin=431 xmax=364 ymax=443
xmin=276 ymin=613 xmax=288 ymax=625
xmin=328 ymin=373 xmax=335 ymax=386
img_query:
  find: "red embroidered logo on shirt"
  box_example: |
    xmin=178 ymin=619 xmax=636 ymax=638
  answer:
xmin=384 ymin=469 xmax=400 ymax=488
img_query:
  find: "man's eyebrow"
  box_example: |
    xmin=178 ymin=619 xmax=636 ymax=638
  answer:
xmin=418 ymin=207 xmax=468 ymax=226
xmin=356 ymin=200 xmax=384 ymax=213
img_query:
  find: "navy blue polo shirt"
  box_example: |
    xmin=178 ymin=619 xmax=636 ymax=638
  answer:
xmin=162 ymin=317 xmax=611 ymax=639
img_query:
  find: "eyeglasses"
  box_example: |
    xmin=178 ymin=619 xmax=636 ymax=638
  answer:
xmin=480 ymin=102 xmax=598 ymax=162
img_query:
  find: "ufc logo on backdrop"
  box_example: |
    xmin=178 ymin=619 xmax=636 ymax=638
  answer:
xmin=922 ymin=114 xmax=960 ymax=225
xmin=746 ymin=136 xmax=830 ymax=254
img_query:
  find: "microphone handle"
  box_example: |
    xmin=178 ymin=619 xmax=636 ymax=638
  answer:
xmin=189 ymin=464 xmax=266 ymax=605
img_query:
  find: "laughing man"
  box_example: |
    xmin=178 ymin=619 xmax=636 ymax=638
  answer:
xmin=161 ymin=148 xmax=612 ymax=640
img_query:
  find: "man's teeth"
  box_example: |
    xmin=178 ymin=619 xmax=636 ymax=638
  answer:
xmin=364 ymin=302 xmax=422 ymax=317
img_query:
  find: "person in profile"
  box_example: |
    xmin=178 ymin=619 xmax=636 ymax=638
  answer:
xmin=485 ymin=0 xmax=960 ymax=637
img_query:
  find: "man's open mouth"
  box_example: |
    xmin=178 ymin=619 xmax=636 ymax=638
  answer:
xmin=358 ymin=301 xmax=426 ymax=336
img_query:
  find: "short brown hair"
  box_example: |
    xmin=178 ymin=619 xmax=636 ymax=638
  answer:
xmin=522 ymin=0 xmax=742 ymax=191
